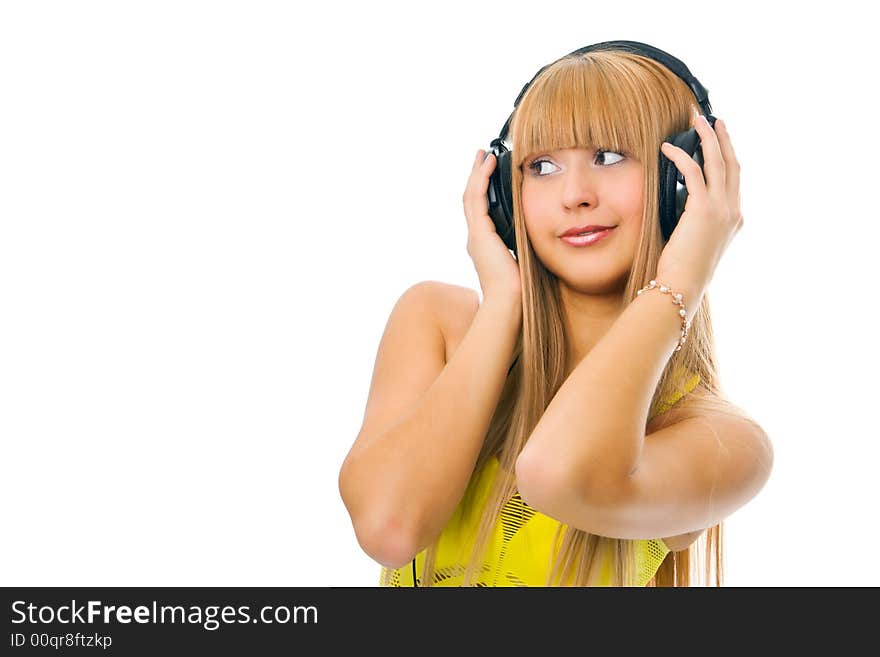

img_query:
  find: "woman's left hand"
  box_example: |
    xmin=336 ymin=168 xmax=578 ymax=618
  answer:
xmin=656 ymin=113 xmax=744 ymax=297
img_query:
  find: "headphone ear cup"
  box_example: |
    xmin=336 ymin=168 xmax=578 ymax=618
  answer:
xmin=658 ymin=127 xmax=705 ymax=242
xmin=486 ymin=143 xmax=517 ymax=255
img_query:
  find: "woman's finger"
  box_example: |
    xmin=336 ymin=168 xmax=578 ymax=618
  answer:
xmin=463 ymin=149 xmax=495 ymax=227
xmin=661 ymin=141 xmax=705 ymax=192
xmin=693 ymin=113 xmax=725 ymax=195
xmin=714 ymin=119 xmax=741 ymax=211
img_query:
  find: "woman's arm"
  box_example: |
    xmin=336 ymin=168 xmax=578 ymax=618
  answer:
xmin=515 ymin=273 xmax=705 ymax=500
xmin=339 ymin=284 xmax=521 ymax=569
xmin=514 ymin=272 xmax=771 ymax=540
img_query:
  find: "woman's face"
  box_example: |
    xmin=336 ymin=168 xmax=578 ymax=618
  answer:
xmin=521 ymin=146 xmax=644 ymax=295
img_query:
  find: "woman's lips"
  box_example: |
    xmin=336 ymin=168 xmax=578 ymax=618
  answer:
xmin=560 ymin=226 xmax=616 ymax=246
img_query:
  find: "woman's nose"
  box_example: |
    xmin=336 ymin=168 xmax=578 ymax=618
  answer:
xmin=561 ymin=162 xmax=599 ymax=209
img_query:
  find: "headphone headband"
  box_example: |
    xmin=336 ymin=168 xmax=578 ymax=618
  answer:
xmin=498 ymin=40 xmax=712 ymax=143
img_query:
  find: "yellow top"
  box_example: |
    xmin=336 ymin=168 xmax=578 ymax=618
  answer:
xmin=380 ymin=369 xmax=701 ymax=587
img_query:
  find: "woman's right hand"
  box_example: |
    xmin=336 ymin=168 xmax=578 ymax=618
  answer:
xmin=462 ymin=149 xmax=522 ymax=304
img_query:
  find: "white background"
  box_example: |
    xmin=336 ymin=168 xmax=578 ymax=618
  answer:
xmin=1 ymin=1 xmax=877 ymax=587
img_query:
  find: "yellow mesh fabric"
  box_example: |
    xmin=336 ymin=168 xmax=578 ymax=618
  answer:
xmin=379 ymin=369 xmax=701 ymax=587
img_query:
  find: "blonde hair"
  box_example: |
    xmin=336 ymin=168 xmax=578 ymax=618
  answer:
xmin=418 ymin=49 xmax=761 ymax=586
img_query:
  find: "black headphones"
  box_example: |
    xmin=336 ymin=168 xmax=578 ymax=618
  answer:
xmin=485 ymin=39 xmax=717 ymax=256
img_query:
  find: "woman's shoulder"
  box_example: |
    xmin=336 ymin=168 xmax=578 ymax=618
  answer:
xmin=409 ymin=281 xmax=481 ymax=362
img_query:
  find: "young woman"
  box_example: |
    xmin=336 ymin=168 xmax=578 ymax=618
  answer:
xmin=338 ymin=41 xmax=773 ymax=586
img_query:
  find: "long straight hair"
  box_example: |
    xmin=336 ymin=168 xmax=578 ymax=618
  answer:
xmin=416 ymin=50 xmax=761 ymax=586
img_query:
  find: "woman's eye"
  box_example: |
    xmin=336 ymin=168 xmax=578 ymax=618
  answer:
xmin=595 ymin=150 xmax=625 ymax=166
xmin=528 ymin=159 xmax=557 ymax=175
xmin=527 ymin=150 xmax=625 ymax=176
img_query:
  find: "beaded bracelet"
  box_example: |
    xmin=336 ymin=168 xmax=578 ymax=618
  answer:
xmin=636 ymin=279 xmax=691 ymax=353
